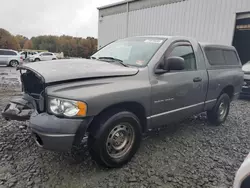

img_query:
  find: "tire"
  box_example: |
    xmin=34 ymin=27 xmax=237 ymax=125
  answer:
xmin=34 ymin=58 xmax=40 ymax=62
xmin=52 ymin=58 xmax=56 ymax=60
xmin=88 ymin=110 xmax=142 ymax=168
xmin=207 ymin=93 xmax=230 ymax=126
xmin=9 ymin=60 xmax=19 ymax=67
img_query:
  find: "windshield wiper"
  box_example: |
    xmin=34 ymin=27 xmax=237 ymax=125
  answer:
xmin=98 ymin=57 xmax=128 ymax=67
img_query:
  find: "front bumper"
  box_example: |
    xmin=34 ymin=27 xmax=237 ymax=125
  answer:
xmin=29 ymin=112 xmax=93 ymax=151
xmin=240 ymin=86 xmax=250 ymax=98
xmin=32 ymin=131 xmax=75 ymax=151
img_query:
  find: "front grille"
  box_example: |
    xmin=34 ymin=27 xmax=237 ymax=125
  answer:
xmin=21 ymin=70 xmax=45 ymax=112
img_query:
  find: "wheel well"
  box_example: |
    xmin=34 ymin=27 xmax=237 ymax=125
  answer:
xmin=89 ymin=102 xmax=147 ymax=133
xmin=221 ymin=85 xmax=234 ymax=100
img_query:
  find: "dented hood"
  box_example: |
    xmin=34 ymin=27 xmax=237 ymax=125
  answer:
xmin=20 ymin=59 xmax=139 ymax=83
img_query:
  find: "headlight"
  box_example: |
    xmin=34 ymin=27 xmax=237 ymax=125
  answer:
xmin=48 ymin=97 xmax=87 ymax=117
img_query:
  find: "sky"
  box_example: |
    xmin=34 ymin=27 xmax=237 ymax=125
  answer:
xmin=0 ymin=0 xmax=121 ymax=38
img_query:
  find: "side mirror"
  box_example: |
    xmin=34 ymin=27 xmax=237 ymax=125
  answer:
xmin=164 ymin=56 xmax=185 ymax=71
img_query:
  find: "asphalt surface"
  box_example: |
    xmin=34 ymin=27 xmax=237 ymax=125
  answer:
xmin=0 ymin=66 xmax=250 ymax=188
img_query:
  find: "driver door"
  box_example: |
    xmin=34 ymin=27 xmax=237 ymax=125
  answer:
xmin=150 ymin=41 xmax=206 ymax=128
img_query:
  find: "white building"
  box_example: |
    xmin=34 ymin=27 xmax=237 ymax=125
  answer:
xmin=98 ymin=0 xmax=250 ymax=64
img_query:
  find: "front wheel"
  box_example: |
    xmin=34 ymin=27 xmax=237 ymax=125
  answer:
xmin=207 ymin=93 xmax=230 ymax=126
xmin=88 ymin=110 xmax=142 ymax=168
xmin=9 ymin=60 xmax=19 ymax=67
xmin=34 ymin=58 xmax=40 ymax=62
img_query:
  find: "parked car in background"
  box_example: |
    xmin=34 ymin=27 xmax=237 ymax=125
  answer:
xmin=240 ymin=61 xmax=250 ymax=98
xmin=29 ymin=52 xmax=57 ymax=62
xmin=20 ymin=51 xmax=38 ymax=60
xmin=234 ymin=152 xmax=250 ymax=188
xmin=2 ymin=36 xmax=244 ymax=168
xmin=0 ymin=49 xmax=23 ymax=67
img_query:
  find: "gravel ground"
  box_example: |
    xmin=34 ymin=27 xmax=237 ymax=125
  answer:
xmin=0 ymin=66 xmax=250 ymax=188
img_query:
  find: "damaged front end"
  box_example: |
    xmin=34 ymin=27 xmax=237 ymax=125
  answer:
xmin=2 ymin=67 xmax=45 ymax=121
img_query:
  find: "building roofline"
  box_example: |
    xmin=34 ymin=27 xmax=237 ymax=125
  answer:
xmin=98 ymin=0 xmax=187 ymax=17
xmin=97 ymin=0 xmax=137 ymax=10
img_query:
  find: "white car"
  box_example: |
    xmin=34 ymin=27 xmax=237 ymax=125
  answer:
xmin=29 ymin=52 xmax=57 ymax=62
xmin=233 ymin=152 xmax=250 ymax=188
xmin=0 ymin=49 xmax=23 ymax=67
xmin=20 ymin=51 xmax=38 ymax=60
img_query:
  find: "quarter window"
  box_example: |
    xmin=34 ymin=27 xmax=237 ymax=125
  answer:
xmin=205 ymin=49 xmax=225 ymax=65
xmin=223 ymin=50 xmax=239 ymax=65
xmin=169 ymin=45 xmax=197 ymax=70
xmin=205 ymin=48 xmax=240 ymax=65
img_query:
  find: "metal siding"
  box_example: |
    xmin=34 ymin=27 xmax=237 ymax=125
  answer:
xmin=98 ymin=13 xmax=127 ymax=48
xmin=99 ymin=0 xmax=186 ymax=16
xmin=99 ymin=0 xmax=250 ymax=46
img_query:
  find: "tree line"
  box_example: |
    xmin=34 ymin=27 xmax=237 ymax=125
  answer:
xmin=0 ymin=28 xmax=97 ymax=58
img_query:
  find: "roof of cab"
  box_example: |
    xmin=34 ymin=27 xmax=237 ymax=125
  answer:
xmin=199 ymin=42 xmax=235 ymax=50
xmin=119 ymin=35 xmax=171 ymax=39
xmin=113 ymin=35 xmax=236 ymax=50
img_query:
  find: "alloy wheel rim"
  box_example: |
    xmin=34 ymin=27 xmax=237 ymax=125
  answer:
xmin=11 ymin=61 xmax=18 ymax=67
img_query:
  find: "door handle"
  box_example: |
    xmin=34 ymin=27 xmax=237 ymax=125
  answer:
xmin=193 ymin=77 xmax=202 ymax=82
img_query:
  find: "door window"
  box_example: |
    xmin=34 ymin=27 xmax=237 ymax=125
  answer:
xmin=4 ymin=51 xmax=17 ymax=56
xmin=168 ymin=45 xmax=197 ymax=70
xmin=43 ymin=53 xmax=52 ymax=56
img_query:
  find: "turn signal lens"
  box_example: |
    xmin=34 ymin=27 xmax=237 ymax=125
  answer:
xmin=77 ymin=101 xmax=87 ymax=116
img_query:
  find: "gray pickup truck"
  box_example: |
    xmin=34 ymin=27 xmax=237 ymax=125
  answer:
xmin=2 ymin=36 xmax=243 ymax=168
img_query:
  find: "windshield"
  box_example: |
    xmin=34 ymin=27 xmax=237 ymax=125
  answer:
xmin=92 ymin=37 xmax=166 ymax=67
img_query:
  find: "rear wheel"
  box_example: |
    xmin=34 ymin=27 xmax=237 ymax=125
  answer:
xmin=88 ymin=110 xmax=142 ymax=168
xmin=9 ymin=60 xmax=19 ymax=67
xmin=207 ymin=93 xmax=230 ymax=126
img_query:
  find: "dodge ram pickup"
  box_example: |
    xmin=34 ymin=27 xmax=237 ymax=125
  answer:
xmin=2 ymin=36 xmax=244 ymax=168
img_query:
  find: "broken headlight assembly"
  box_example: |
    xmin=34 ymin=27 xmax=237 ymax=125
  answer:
xmin=48 ymin=97 xmax=87 ymax=117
